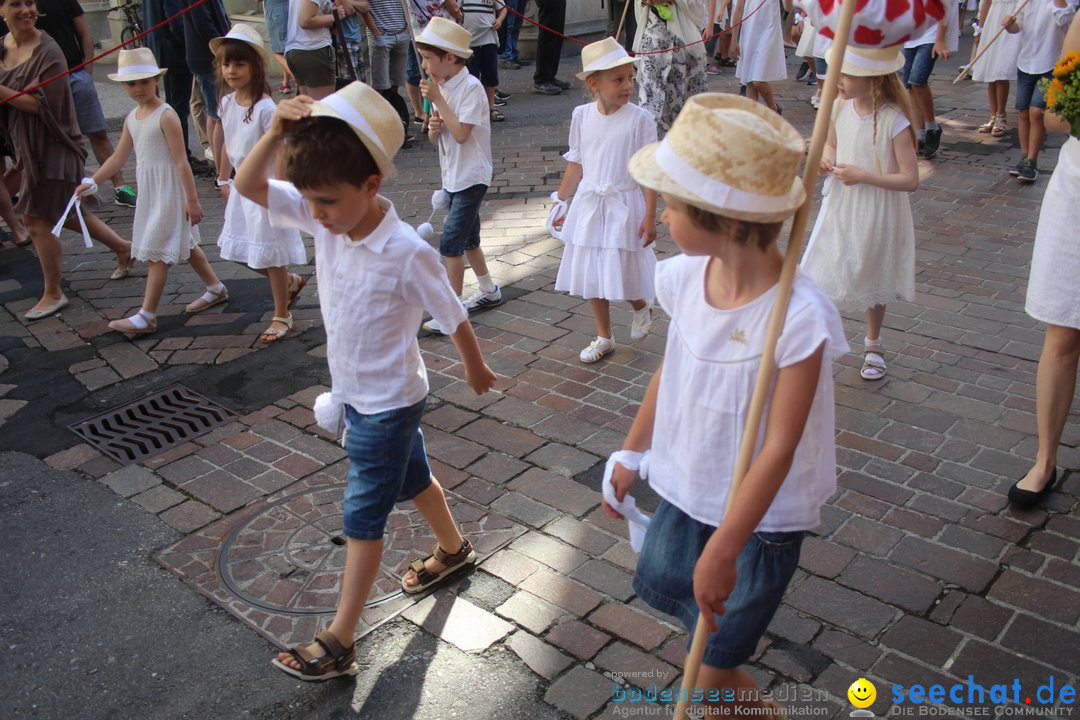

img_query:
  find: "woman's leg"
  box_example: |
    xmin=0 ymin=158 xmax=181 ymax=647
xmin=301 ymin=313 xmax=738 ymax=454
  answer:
xmin=0 ymin=181 xmax=28 ymax=245
xmin=75 ymin=211 xmax=132 ymax=272
xmin=24 ymin=216 xmax=64 ymax=310
xmin=1017 ymin=324 xmax=1080 ymax=491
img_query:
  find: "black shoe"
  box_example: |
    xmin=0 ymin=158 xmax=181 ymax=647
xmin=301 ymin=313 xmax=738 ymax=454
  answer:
xmin=188 ymin=157 xmax=213 ymax=176
xmin=533 ymin=82 xmax=562 ymax=95
xmin=493 ymin=96 xmax=508 ymax=107
xmin=1009 ymin=158 xmax=1025 ymax=176
xmin=923 ymin=127 xmax=942 ymax=158
xmin=499 ymin=58 xmax=522 ymax=69
xmin=795 ymin=61 xmax=810 ymax=82
xmin=806 ymin=73 xmax=818 ymax=86
xmin=550 ymin=78 xmax=570 ymax=90
xmin=495 ymin=89 xmax=511 ymax=101
xmin=1008 ymin=469 xmax=1057 ymax=508
xmin=917 ymin=137 xmax=925 ymax=157
xmin=1017 ymin=157 xmax=1039 ymax=183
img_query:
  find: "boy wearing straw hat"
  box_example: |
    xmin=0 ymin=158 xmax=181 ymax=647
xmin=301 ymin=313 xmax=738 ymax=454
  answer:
xmin=415 ymin=17 xmax=503 ymax=329
xmin=234 ymin=81 xmax=497 ymax=681
xmin=604 ymin=94 xmax=847 ymax=713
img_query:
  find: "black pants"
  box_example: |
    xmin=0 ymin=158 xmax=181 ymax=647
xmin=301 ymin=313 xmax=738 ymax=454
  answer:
xmin=533 ymin=0 xmax=565 ymax=85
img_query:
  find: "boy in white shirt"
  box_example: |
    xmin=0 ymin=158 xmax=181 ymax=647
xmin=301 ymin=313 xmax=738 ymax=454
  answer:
xmin=900 ymin=3 xmax=956 ymax=159
xmin=462 ymin=0 xmax=508 ymax=121
xmin=234 ymin=81 xmax=497 ymax=681
xmin=1004 ymin=0 xmax=1078 ymax=182
xmin=417 ymin=17 xmax=504 ymax=332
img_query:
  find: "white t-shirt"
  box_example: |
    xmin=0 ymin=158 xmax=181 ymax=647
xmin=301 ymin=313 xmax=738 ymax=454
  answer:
xmin=437 ymin=67 xmax=492 ymax=192
xmin=267 ymin=185 xmax=468 ymax=414
xmin=646 ymin=255 xmax=849 ymax=531
xmin=903 ymin=2 xmax=960 ymax=52
xmin=286 ymin=0 xmax=333 ymax=51
xmin=462 ymin=0 xmax=498 ymax=46
xmin=1015 ymin=0 xmax=1077 ymax=75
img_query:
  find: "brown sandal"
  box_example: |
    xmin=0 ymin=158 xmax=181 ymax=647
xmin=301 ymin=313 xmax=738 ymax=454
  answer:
xmin=271 ymin=629 xmax=358 ymax=682
xmin=401 ymin=538 xmax=476 ymax=594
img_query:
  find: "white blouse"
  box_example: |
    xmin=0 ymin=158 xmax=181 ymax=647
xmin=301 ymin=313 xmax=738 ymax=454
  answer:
xmin=647 ymin=255 xmax=849 ymax=531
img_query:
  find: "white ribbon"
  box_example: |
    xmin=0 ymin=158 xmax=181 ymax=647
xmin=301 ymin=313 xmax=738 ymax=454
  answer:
xmin=583 ymin=47 xmax=635 ymax=75
xmin=319 ymin=94 xmax=387 ymax=159
xmin=547 ymin=190 xmax=568 ymax=241
xmin=602 ymin=450 xmax=652 ymax=552
xmin=839 ymin=48 xmax=903 ymax=73
xmin=574 ymin=180 xmax=635 ymax=248
xmin=655 ymin=137 xmax=795 ymax=214
xmin=52 ymin=178 xmax=97 ymax=248
xmin=114 ymin=64 xmax=163 ymax=77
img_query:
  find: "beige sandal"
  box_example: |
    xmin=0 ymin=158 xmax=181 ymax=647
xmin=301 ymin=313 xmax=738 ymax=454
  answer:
xmin=259 ymin=314 xmax=293 ymax=343
xmin=185 ymin=286 xmax=228 ymax=313
xmin=861 ymin=339 xmax=886 ymax=381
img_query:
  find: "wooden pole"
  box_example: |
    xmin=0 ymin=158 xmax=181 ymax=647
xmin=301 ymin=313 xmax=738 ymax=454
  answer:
xmin=669 ymin=0 xmax=860 ymax=716
xmin=616 ymin=0 xmax=634 ymax=43
xmin=953 ymin=0 xmax=1032 ymax=83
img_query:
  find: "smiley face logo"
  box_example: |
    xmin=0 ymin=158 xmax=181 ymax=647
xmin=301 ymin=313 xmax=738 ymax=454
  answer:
xmin=848 ymin=678 xmax=877 ymax=709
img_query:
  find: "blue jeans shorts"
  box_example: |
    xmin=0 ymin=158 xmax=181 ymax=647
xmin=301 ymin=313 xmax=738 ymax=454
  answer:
xmin=263 ymin=0 xmax=288 ymax=54
xmin=69 ymin=69 xmax=107 ymax=135
xmin=194 ymin=71 xmax=219 ymax=120
xmin=467 ymin=43 xmax=500 ymax=88
xmin=407 ymin=44 xmax=422 ymax=87
xmin=439 ymin=183 xmax=488 ymax=257
xmin=1016 ymin=69 xmax=1052 ymax=111
xmin=342 ymin=398 xmax=433 ymax=540
xmin=902 ymin=43 xmax=936 ymax=87
xmin=633 ymin=500 xmax=804 ymax=669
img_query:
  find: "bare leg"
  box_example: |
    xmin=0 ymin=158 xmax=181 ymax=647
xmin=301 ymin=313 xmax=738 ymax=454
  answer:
xmin=865 ymin=304 xmax=886 ymax=341
xmin=141 ymin=260 xmax=170 ymax=314
xmin=1018 ymin=108 xmax=1031 ymax=156
xmin=910 ymin=84 xmax=935 ymax=126
xmin=261 ymin=266 xmax=292 ymax=339
xmin=274 ymin=53 xmax=294 ymax=87
xmin=1017 ymin=325 xmax=1080 ymax=491
xmin=987 ymin=81 xmax=1000 ymax=116
xmin=24 ymin=216 xmax=64 ymax=310
xmin=698 ymin=665 xmax=778 ymax=716
xmin=484 ymin=85 xmax=495 ymax=110
xmin=0 ymin=182 xmax=29 ymax=245
xmin=87 ymin=131 xmax=125 ymax=188
xmin=402 ymin=478 xmax=467 ymax=588
xmin=745 ymin=83 xmax=759 ymax=103
xmin=751 ymin=81 xmax=777 ymax=111
xmin=589 ymin=298 xmax=612 ymax=339
xmin=445 ymin=255 xmax=466 ymax=296
xmin=995 ymin=81 xmax=1009 ymax=117
xmin=407 ymin=84 xmax=424 ymax=119
xmin=72 ymin=211 xmax=132 ymax=273
xmin=1028 ymin=107 xmax=1046 ymax=162
xmin=186 ymin=245 xmax=223 ymax=287
xmin=464 ymin=247 xmax=490 ymax=281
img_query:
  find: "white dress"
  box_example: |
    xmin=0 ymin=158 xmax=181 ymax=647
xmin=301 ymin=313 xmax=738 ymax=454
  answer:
xmin=217 ymin=94 xmax=306 ymax=269
xmin=555 ymin=102 xmax=658 ymax=302
xmin=1026 ymin=137 xmax=1080 ymax=329
xmin=129 ymin=103 xmax=198 ymax=264
xmin=971 ymin=0 xmax=1022 ymax=82
xmin=802 ymin=100 xmax=915 ymax=312
xmin=735 ymin=0 xmax=787 ymax=84
xmin=795 ymin=16 xmax=817 ymax=59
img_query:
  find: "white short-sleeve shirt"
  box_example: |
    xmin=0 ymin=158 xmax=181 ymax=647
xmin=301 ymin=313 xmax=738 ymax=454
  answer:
xmin=267 ymin=182 xmax=468 ymax=414
xmin=286 ymin=0 xmax=333 ymax=51
xmin=437 ymin=67 xmax=492 ymax=192
xmin=647 ymin=255 xmax=850 ymax=531
xmin=1015 ymin=0 xmax=1077 ymax=75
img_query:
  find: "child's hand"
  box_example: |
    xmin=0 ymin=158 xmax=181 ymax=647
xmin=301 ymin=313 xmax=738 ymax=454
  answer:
xmin=932 ymin=40 xmax=950 ymax=60
xmin=428 ymin=114 xmax=444 ymax=137
xmin=465 ymin=361 xmax=497 ymax=394
xmin=186 ymin=199 xmax=204 ymax=225
xmin=218 ymin=184 xmax=231 ymax=202
xmin=819 ymin=156 xmax=834 ymax=173
xmin=1002 ymin=14 xmax=1016 ymax=29
xmin=602 ymin=462 xmax=637 ymax=519
xmin=639 ymin=219 xmax=656 ymax=247
xmin=492 ymin=15 xmax=502 ymax=30
xmin=75 ymin=181 xmax=96 ymax=199
xmin=831 ymin=163 xmax=865 ymax=186
xmin=419 ymin=78 xmax=444 ymax=106
xmin=270 ymin=96 xmax=315 ymax=135
xmin=730 ymin=41 xmax=740 ymax=61
xmin=693 ymin=540 xmax=738 ymax=633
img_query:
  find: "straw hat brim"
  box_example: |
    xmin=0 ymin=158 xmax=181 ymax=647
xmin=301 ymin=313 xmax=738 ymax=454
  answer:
xmin=107 ymin=68 xmax=168 ymax=82
xmin=209 ymin=34 xmax=273 ymax=67
xmin=575 ymin=55 xmax=638 ymax=81
xmin=629 ymin=142 xmax=806 ymax=223
xmin=826 ymin=46 xmax=905 ymax=77
xmin=415 ymin=35 xmax=473 ymax=59
xmin=308 ymin=101 xmax=397 ymax=179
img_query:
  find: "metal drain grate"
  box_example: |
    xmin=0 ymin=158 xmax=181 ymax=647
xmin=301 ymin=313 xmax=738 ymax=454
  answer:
xmin=70 ymin=384 xmax=236 ymax=464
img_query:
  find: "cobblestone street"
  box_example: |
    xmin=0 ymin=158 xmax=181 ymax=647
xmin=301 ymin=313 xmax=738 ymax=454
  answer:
xmin=1 ymin=37 xmax=1078 ymax=720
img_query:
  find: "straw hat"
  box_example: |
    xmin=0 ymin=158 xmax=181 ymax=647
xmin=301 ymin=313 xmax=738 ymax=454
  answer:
xmin=108 ymin=47 xmax=167 ymax=82
xmin=308 ymin=81 xmax=404 ymax=178
xmin=576 ymin=37 xmax=638 ymax=81
xmin=415 ymin=16 xmax=473 ymax=59
xmin=629 ymin=94 xmax=806 ymax=223
xmin=209 ymin=23 xmax=272 ymax=67
xmin=826 ymin=44 xmax=904 ymax=77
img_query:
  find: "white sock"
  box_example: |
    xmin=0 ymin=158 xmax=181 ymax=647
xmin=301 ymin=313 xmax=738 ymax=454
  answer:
xmin=926 ymin=121 xmax=939 ymax=131
xmin=596 ymin=335 xmax=613 ymax=345
xmin=198 ymin=282 xmax=225 ymax=303
xmin=476 ymin=274 xmax=497 ymax=293
xmin=129 ymin=309 xmax=155 ymax=330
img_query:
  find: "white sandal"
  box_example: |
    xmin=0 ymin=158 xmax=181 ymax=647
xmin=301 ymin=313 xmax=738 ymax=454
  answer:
xmin=260 ymin=314 xmax=293 ymax=343
xmin=580 ymin=337 xmax=614 ymax=364
xmin=861 ymin=339 xmax=886 ymax=381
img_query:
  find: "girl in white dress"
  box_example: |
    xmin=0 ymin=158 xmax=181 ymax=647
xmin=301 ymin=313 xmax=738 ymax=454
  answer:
xmin=552 ymin=38 xmax=659 ymax=364
xmin=732 ymin=0 xmax=789 ymax=112
xmin=211 ymin=26 xmax=308 ymax=343
xmin=801 ymin=45 xmax=919 ymax=381
xmin=78 ymin=47 xmax=226 ymax=336
xmin=973 ymin=0 xmax=1023 ymax=135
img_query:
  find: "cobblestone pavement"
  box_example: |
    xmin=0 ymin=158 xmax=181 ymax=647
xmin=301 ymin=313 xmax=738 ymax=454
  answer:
xmin=1 ymin=40 xmax=1078 ymax=720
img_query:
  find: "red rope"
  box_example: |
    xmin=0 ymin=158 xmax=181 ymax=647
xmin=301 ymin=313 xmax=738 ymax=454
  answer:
xmin=493 ymin=0 xmax=773 ymax=55
xmin=0 ymin=0 xmax=211 ymax=107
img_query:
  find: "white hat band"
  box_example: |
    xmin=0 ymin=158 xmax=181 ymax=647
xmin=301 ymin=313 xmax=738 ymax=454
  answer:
xmin=584 ymin=47 xmax=632 ymax=73
xmin=655 ymin=137 xmax=795 ymax=214
xmin=116 ymin=64 xmax=162 ymax=76
xmin=842 ymin=50 xmax=901 ymax=73
xmin=321 ymin=93 xmax=386 ymax=157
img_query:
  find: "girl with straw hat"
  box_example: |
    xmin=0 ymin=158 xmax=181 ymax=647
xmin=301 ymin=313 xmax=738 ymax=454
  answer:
xmin=801 ymin=44 xmax=919 ymax=381
xmin=551 ymin=37 xmax=660 ymax=364
xmin=603 ymin=93 xmax=847 ymax=716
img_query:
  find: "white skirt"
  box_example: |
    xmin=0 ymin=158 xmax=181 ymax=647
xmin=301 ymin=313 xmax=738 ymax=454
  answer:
xmin=218 ymin=192 xmax=307 ymax=269
xmin=1026 ymin=138 xmax=1080 ymax=329
xmin=971 ymin=0 xmax=1022 ymax=83
xmin=795 ymin=19 xmax=816 ymax=59
xmin=555 ymin=245 xmax=657 ymax=302
xmin=735 ymin=3 xmax=787 ymax=84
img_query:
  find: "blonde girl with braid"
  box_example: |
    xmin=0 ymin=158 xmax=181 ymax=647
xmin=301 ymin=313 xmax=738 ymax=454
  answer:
xmin=801 ymin=45 xmax=918 ymax=381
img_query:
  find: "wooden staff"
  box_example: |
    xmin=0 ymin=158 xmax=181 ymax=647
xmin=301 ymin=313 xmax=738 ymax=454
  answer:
xmin=953 ymin=0 xmax=1033 ymax=83
xmin=616 ymin=0 xmax=634 ymax=43
xmin=670 ymin=0 xmax=860 ymax=716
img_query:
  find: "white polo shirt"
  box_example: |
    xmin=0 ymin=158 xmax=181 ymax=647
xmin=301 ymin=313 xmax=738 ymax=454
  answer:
xmin=437 ymin=67 xmax=492 ymax=193
xmin=1015 ymin=0 xmax=1077 ymax=75
xmin=267 ymin=182 xmax=468 ymax=414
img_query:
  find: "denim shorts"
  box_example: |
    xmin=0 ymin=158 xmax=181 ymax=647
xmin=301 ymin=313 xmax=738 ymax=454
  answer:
xmin=342 ymin=398 xmax=433 ymax=540
xmin=1016 ymin=69 xmax=1052 ymax=111
xmin=69 ymin=70 xmax=107 ymax=135
xmin=439 ymin=183 xmax=487 ymax=257
xmin=264 ymin=0 xmax=289 ymax=54
xmin=633 ymin=500 xmax=804 ymax=669
xmin=407 ymin=44 xmax=422 ymax=87
xmin=467 ymin=43 xmax=500 ymax=88
xmin=902 ymin=43 xmax=936 ymax=87
xmin=194 ymin=72 xmax=219 ymax=120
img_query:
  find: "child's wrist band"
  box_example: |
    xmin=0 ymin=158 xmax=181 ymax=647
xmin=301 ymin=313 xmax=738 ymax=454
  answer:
xmin=216 ymin=178 xmax=233 ymax=187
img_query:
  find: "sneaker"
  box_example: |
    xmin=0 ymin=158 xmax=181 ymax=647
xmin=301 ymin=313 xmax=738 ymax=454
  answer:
xmin=805 ymin=73 xmax=817 ymax=86
xmin=500 ymin=58 xmax=523 ymax=69
xmin=1009 ymin=157 xmax=1026 ymax=176
xmin=114 ymin=185 xmax=137 ymax=207
xmin=534 ymin=82 xmax=562 ymax=95
xmin=810 ymin=94 xmax=820 ymax=109
xmin=630 ymin=302 xmax=653 ymax=341
xmin=579 ymin=336 xmax=614 ymax=364
xmin=422 ymin=317 xmax=446 ymax=334
xmin=493 ymin=95 xmax=508 ymax=107
xmin=739 ymin=84 xmax=747 ymax=97
xmin=1017 ymin=157 xmax=1038 ymax=183
xmin=706 ymin=63 xmax=722 ymax=75
xmin=917 ymin=137 xmax=926 ymax=157
xmin=551 ymin=78 xmax=570 ymax=90
xmin=795 ymin=61 xmax=810 ymax=82
xmin=463 ymin=286 xmax=503 ymax=311
xmin=494 ymin=89 xmax=511 ymax=101
xmin=923 ymin=127 xmax=942 ymax=158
